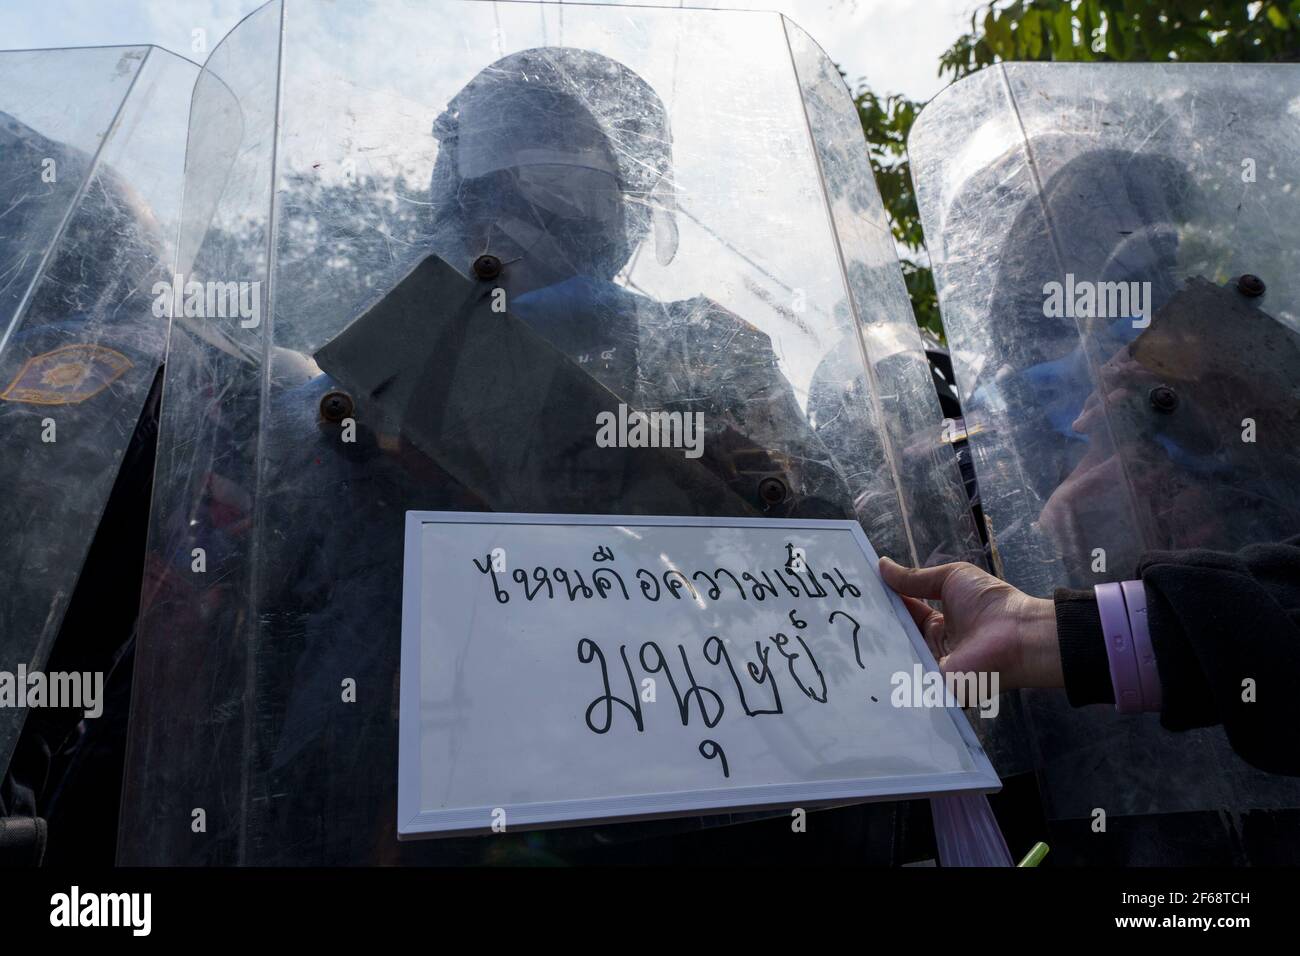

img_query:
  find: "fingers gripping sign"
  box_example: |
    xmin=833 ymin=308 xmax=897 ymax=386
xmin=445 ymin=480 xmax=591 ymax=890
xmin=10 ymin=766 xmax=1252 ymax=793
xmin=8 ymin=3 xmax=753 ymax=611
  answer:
xmin=878 ymin=557 xmax=1062 ymax=692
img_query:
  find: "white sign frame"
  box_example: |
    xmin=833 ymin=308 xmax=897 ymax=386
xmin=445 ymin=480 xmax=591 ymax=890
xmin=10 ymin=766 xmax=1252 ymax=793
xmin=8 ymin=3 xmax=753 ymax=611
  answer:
xmin=398 ymin=511 xmax=1000 ymax=839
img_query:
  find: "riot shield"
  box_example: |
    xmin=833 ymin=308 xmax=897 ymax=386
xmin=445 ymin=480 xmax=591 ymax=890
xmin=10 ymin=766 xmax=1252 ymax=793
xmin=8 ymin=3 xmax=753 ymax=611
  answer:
xmin=0 ymin=46 xmax=197 ymax=779
xmin=119 ymin=0 xmax=980 ymax=865
xmin=910 ymin=62 xmax=1300 ymax=863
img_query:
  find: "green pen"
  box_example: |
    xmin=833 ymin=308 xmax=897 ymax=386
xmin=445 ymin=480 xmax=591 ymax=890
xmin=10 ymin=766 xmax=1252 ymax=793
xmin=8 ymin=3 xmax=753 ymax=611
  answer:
xmin=1018 ymin=842 xmax=1050 ymax=867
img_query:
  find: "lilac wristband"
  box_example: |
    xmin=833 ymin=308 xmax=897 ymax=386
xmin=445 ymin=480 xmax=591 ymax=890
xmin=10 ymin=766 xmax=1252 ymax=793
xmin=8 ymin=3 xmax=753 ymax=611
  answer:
xmin=1095 ymin=582 xmax=1142 ymax=714
xmin=1120 ymin=579 xmax=1162 ymax=712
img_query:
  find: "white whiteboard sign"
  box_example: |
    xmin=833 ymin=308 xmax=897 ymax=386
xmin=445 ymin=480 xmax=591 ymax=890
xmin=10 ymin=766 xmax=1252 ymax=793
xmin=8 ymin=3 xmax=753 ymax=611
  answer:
xmin=398 ymin=512 xmax=999 ymax=838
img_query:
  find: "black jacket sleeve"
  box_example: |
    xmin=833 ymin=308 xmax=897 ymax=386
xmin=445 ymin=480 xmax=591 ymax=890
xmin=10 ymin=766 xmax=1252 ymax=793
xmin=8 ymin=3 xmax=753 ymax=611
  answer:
xmin=1055 ymin=535 xmax=1300 ymax=776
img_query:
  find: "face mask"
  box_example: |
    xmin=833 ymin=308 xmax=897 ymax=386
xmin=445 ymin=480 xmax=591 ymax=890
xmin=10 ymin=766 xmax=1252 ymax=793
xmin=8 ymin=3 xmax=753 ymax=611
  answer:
xmin=512 ymin=164 xmax=624 ymax=224
xmin=489 ymin=206 xmax=628 ymax=285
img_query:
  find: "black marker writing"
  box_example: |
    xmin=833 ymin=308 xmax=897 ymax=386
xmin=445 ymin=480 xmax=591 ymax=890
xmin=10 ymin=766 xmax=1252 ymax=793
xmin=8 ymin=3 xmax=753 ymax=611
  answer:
xmin=639 ymin=641 xmax=724 ymax=729
xmin=829 ymin=609 xmax=866 ymax=670
xmin=768 ymin=631 xmax=828 ymax=704
xmin=698 ymin=739 xmax=730 ymax=778
xmin=703 ymin=635 xmax=783 ymax=717
xmin=577 ymin=638 xmax=645 ymax=734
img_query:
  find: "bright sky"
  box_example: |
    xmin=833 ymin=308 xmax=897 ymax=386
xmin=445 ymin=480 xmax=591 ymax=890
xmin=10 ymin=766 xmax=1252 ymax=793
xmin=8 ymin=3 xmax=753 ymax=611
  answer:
xmin=0 ymin=0 xmax=977 ymax=101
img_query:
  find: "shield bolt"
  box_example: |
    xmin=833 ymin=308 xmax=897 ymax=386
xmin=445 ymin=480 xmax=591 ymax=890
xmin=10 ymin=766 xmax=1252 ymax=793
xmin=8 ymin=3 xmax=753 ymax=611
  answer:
xmin=320 ymin=390 xmax=354 ymax=423
xmin=1236 ymin=274 xmax=1266 ymax=297
xmin=758 ymin=476 xmax=788 ymax=507
xmin=473 ymin=254 xmax=503 ymax=281
xmin=1148 ymin=385 xmax=1179 ymax=414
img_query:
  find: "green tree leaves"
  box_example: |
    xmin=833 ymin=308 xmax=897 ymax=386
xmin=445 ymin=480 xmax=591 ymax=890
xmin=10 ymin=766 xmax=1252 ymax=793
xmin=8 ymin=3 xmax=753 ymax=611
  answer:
xmin=941 ymin=1 xmax=1299 ymax=79
xmin=851 ymin=1 xmax=1300 ymax=340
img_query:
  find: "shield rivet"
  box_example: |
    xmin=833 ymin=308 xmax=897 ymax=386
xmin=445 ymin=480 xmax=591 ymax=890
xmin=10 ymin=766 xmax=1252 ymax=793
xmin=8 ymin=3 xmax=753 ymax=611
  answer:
xmin=1236 ymin=274 xmax=1266 ymax=297
xmin=758 ymin=476 xmax=788 ymax=506
xmin=320 ymin=390 xmax=354 ymax=423
xmin=1149 ymin=385 xmax=1179 ymax=414
xmin=473 ymin=254 xmax=503 ymax=281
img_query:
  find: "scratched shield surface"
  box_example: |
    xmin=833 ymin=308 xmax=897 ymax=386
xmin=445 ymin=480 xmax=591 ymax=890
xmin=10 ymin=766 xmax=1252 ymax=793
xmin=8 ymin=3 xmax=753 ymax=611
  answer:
xmin=910 ymin=62 xmax=1300 ymax=863
xmin=0 ymin=46 xmax=197 ymax=778
xmin=403 ymin=518 xmax=983 ymax=831
xmin=120 ymin=0 xmax=982 ymax=864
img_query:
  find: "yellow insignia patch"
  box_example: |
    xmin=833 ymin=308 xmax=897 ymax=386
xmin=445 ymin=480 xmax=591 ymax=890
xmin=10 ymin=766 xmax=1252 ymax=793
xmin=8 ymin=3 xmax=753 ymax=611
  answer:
xmin=1 ymin=344 xmax=133 ymax=405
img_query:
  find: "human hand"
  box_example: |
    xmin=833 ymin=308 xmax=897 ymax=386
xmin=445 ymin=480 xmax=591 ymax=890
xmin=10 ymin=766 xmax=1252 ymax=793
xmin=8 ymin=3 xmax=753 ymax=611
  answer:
xmin=879 ymin=557 xmax=1063 ymax=691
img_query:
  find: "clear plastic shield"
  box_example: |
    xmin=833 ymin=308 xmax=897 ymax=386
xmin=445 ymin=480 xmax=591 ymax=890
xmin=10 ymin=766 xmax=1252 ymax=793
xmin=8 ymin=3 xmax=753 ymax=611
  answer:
xmin=911 ymin=62 xmax=1300 ymax=861
xmin=0 ymin=46 xmax=197 ymax=776
xmin=120 ymin=0 xmax=980 ymax=865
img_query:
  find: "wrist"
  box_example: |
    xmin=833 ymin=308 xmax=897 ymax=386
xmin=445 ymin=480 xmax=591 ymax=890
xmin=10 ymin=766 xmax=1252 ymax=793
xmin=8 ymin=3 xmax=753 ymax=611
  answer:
xmin=1016 ymin=594 xmax=1064 ymax=688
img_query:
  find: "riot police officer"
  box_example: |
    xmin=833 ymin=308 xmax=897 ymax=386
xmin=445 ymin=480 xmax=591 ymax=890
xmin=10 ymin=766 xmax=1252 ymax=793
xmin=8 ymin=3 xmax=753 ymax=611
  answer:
xmin=204 ymin=46 xmax=919 ymax=864
xmin=0 ymin=103 xmax=172 ymax=864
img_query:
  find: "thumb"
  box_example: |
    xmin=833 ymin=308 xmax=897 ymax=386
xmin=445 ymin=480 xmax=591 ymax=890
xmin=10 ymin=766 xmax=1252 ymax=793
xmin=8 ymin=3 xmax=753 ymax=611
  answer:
xmin=937 ymin=641 xmax=985 ymax=677
xmin=879 ymin=557 xmax=964 ymax=601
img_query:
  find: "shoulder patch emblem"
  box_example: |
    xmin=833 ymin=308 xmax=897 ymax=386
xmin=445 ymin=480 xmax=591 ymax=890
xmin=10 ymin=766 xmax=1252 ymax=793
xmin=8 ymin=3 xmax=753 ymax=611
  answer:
xmin=1 ymin=344 xmax=133 ymax=405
